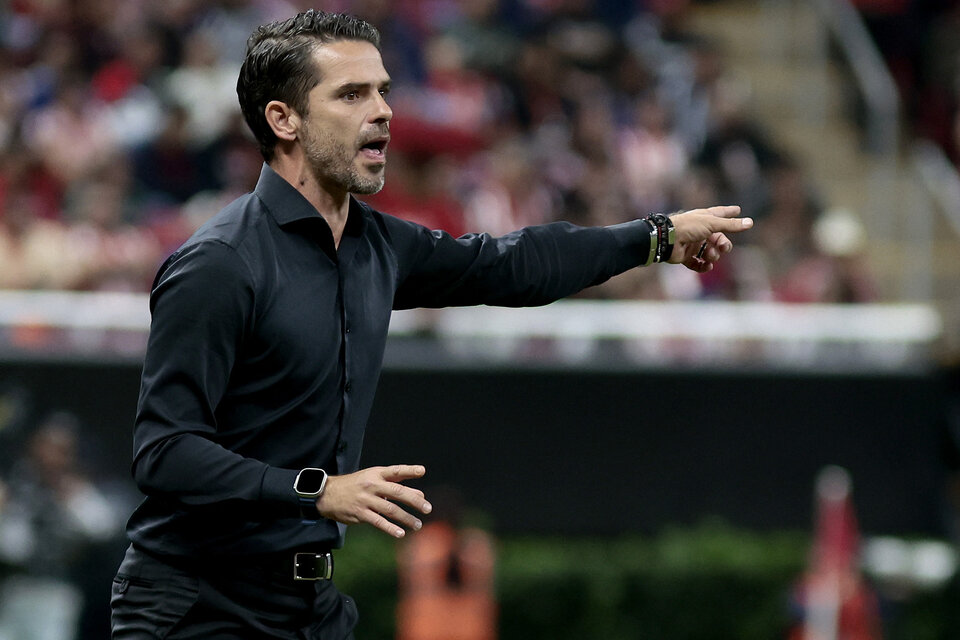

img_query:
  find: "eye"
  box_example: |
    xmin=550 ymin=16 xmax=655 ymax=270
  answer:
xmin=379 ymin=87 xmax=390 ymax=97
xmin=343 ymin=90 xmax=360 ymax=101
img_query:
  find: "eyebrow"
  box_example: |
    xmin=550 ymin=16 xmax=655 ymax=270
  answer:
xmin=336 ymin=80 xmax=392 ymax=94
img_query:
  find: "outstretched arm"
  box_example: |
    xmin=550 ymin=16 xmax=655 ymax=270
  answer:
xmin=383 ymin=204 xmax=752 ymax=310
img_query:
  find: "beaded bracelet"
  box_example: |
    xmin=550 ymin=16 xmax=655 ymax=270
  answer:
xmin=645 ymin=213 xmax=676 ymax=263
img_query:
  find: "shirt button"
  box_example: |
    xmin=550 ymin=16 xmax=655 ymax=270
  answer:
xmin=338 ymin=441 xmax=347 ymax=453
xmin=344 ymin=381 xmax=352 ymax=392
xmin=345 ymin=326 xmax=351 ymax=334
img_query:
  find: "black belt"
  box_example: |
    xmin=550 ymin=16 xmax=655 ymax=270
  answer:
xmin=133 ymin=545 xmax=334 ymax=582
xmin=206 ymin=549 xmax=335 ymax=582
xmin=212 ymin=549 xmax=334 ymax=581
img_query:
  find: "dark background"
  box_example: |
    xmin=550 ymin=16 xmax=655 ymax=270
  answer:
xmin=0 ymin=357 xmax=948 ymax=538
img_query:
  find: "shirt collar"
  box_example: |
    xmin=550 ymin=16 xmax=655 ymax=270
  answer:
xmin=253 ymin=163 xmax=366 ymax=238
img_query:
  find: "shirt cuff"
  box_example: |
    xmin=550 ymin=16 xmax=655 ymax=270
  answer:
xmin=259 ymin=466 xmax=300 ymax=508
xmin=606 ymin=219 xmax=655 ymax=269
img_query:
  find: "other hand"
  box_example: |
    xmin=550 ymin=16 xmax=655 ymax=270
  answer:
xmin=316 ymin=464 xmax=432 ymax=538
xmin=667 ymin=205 xmax=753 ymax=273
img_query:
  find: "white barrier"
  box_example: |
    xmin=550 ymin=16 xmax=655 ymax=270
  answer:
xmin=0 ymin=291 xmax=940 ymax=371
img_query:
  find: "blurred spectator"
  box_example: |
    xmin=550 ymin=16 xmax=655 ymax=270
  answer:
xmin=342 ymin=0 xmax=428 ymax=85
xmin=694 ymin=79 xmax=781 ymax=220
xmin=0 ymin=178 xmax=75 ymax=290
xmin=778 ymin=207 xmax=878 ymax=304
xmin=62 ymin=172 xmax=163 ymax=291
xmin=463 ymin=137 xmax=560 ymax=235
xmin=442 ymin=0 xmax=521 ymax=77
xmin=0 ymin=412 xmax=122 ymax=640
xmin=196 ymin=0 xmax=300 ymax=65
xmin=21 ymin=75 xmax=118 ymax=187
xmin=0 ymin=147 xmax=62 ymax=222
xmin=507 ymin=38 xmax=569 ymax=129
xmin=91 ymin=23 xmax=166 ymax=102
xmin=162 ymin=29 xmax=241 ymax=148
xmin=388 ymin=32 xmax=509 ymax=153
xmin=396 ymin=488 xmax=496 ymax=640
xmin=619 ymin=93 xmax=688 ymax=215
xmin=752 ymin=158 xmax=822 ymax=287
xmin=131 ymin=105 xmax=217 ymax=206
xmin=91 ymin=25 xmax=168 ymax=151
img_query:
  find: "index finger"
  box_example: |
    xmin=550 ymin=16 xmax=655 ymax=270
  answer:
xmin=693 ymin=205 xmax=742 ymax=219
xmin=710 ymin=216 xmax=753 ymax=234
xmin=380 ymin=464 xmax=427 ymax=482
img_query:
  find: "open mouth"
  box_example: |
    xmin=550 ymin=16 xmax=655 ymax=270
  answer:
xmin=359 ymin=137 xmax=389 ymax=160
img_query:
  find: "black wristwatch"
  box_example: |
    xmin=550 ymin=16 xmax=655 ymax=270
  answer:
xmin=294 ymin=467 xmax=328 ymax=522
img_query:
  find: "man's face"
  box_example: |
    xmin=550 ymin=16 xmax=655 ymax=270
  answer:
xmin=299 ymin=39 xmax=392 ymax=196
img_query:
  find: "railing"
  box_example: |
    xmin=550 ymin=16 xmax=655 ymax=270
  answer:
xmin=913 ymin=140 xmax=960 ymax=238
xmin=912 ymin=140 xmax=960 ymax=355
xmin=806 ymin=0 xmax=904 ymax=268
xmin=808 ymin=0 xmax=900 ymax=156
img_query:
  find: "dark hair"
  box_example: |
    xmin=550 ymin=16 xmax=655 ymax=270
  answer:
xmin=237 ymin=10 xmax=381 ymax=161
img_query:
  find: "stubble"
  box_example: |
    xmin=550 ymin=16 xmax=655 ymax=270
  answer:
xmin=300 ymin=119 xmax=385 ymax=196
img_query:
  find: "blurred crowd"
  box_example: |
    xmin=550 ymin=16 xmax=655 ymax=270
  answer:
xmin=0 ymin=0 xmax=882 ymax=303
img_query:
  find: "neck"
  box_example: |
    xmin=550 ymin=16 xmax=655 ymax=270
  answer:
xmin=269 ymin=151 xmax=349 ymax=248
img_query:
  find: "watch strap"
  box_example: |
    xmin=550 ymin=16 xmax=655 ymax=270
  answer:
xmin=299 ymin=496 xmax=320 ymax=523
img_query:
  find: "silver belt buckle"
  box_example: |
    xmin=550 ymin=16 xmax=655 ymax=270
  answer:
xmin=293 ymin=552 xmax=334 ymax=581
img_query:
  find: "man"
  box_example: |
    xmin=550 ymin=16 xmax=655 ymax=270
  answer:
xmin=111 ymin=10 xmax=752 ymax=639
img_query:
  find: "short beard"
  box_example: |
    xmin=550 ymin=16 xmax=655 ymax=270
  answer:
xmin=301 ymin=120 xmax=385 ymax=196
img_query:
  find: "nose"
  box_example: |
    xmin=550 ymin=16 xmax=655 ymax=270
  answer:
xmin=372 ymin=92 xmax=392 ymax=124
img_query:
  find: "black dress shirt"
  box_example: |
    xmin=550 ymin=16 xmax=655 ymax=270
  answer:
xmin=127 ymin=163 xmax=652 ymax=558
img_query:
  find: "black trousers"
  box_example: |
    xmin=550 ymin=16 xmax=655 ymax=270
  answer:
xmin=111 ymin=545 xmax=358 ymax=639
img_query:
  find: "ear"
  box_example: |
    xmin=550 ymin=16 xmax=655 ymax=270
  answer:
xmin=264 ymin=100 xmax=300 ymax=143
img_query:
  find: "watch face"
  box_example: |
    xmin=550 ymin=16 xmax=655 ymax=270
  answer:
xmin=297 ymin=469 xmax=326 ymax=494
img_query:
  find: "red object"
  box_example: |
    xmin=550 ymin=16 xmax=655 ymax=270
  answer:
xmin=92 ymin=59 xmax=139 ymax=103
xmin=388 ymin=115 xmax=486 ymax=160
xmin=788 ymin=467 xmax=883 ymax=640
xmin=396 ymin=522 xmax=497 ymax=640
